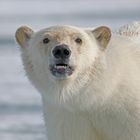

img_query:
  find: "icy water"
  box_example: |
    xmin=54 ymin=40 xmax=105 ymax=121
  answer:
xmin=0 ymin=0 xmax=140 ymax=139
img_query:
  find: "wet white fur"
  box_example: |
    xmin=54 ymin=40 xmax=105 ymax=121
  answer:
xmin=19 ymin=22 xmax=140 ymax=140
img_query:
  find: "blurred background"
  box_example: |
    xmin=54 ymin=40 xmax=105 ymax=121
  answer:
xmin=0 ymin=0 xmax=140 ymax=140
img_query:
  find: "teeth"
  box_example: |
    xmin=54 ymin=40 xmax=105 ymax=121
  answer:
xmin=54 ymin=65 xmax=67 ymax=69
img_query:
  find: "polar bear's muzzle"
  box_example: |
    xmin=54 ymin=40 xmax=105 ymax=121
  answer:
xmin=49 ymin=44 xmax=75 ymax=78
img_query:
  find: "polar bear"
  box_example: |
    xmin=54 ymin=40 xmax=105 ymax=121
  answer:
xmin=15 ymin=23 xmax=140 ymax=140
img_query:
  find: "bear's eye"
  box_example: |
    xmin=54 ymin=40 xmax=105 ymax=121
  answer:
xmin=75 ymin=37 xmax=82 ymax=44
xmin=43 ymin=38 xmax=50 ymax=44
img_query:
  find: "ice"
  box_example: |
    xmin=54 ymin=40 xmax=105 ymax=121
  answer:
xmin=0 ymin=47 xmax=46 ymax=140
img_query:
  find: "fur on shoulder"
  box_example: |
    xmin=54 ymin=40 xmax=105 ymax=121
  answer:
xmin=115 ymin=21 xmax=140 ymax=37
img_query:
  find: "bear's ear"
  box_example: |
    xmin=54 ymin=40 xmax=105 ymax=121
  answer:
xmin=92 ymin=26 xmax=111 ymax=49
xmin=15 ymin=26 xmax=34 ymax=48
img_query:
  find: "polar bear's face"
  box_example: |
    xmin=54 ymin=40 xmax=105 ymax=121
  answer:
xmin=16 ymin=26 xmax=111 ymax=80
xmin=15 ymin=25 xmax=111 ymax=106
xmin=33 ymin=26 xmax=94 ymax=79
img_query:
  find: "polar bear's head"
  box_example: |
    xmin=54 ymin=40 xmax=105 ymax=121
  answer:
xmin=15 ymin=25 xmax=111 ymax=108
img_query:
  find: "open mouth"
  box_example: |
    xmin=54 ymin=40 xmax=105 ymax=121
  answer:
xmin=49 ymin=63 xmax=74 ymax=78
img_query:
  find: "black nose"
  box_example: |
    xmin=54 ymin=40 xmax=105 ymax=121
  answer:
xmin=52 ymin=44 xmax=71 ymax=59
